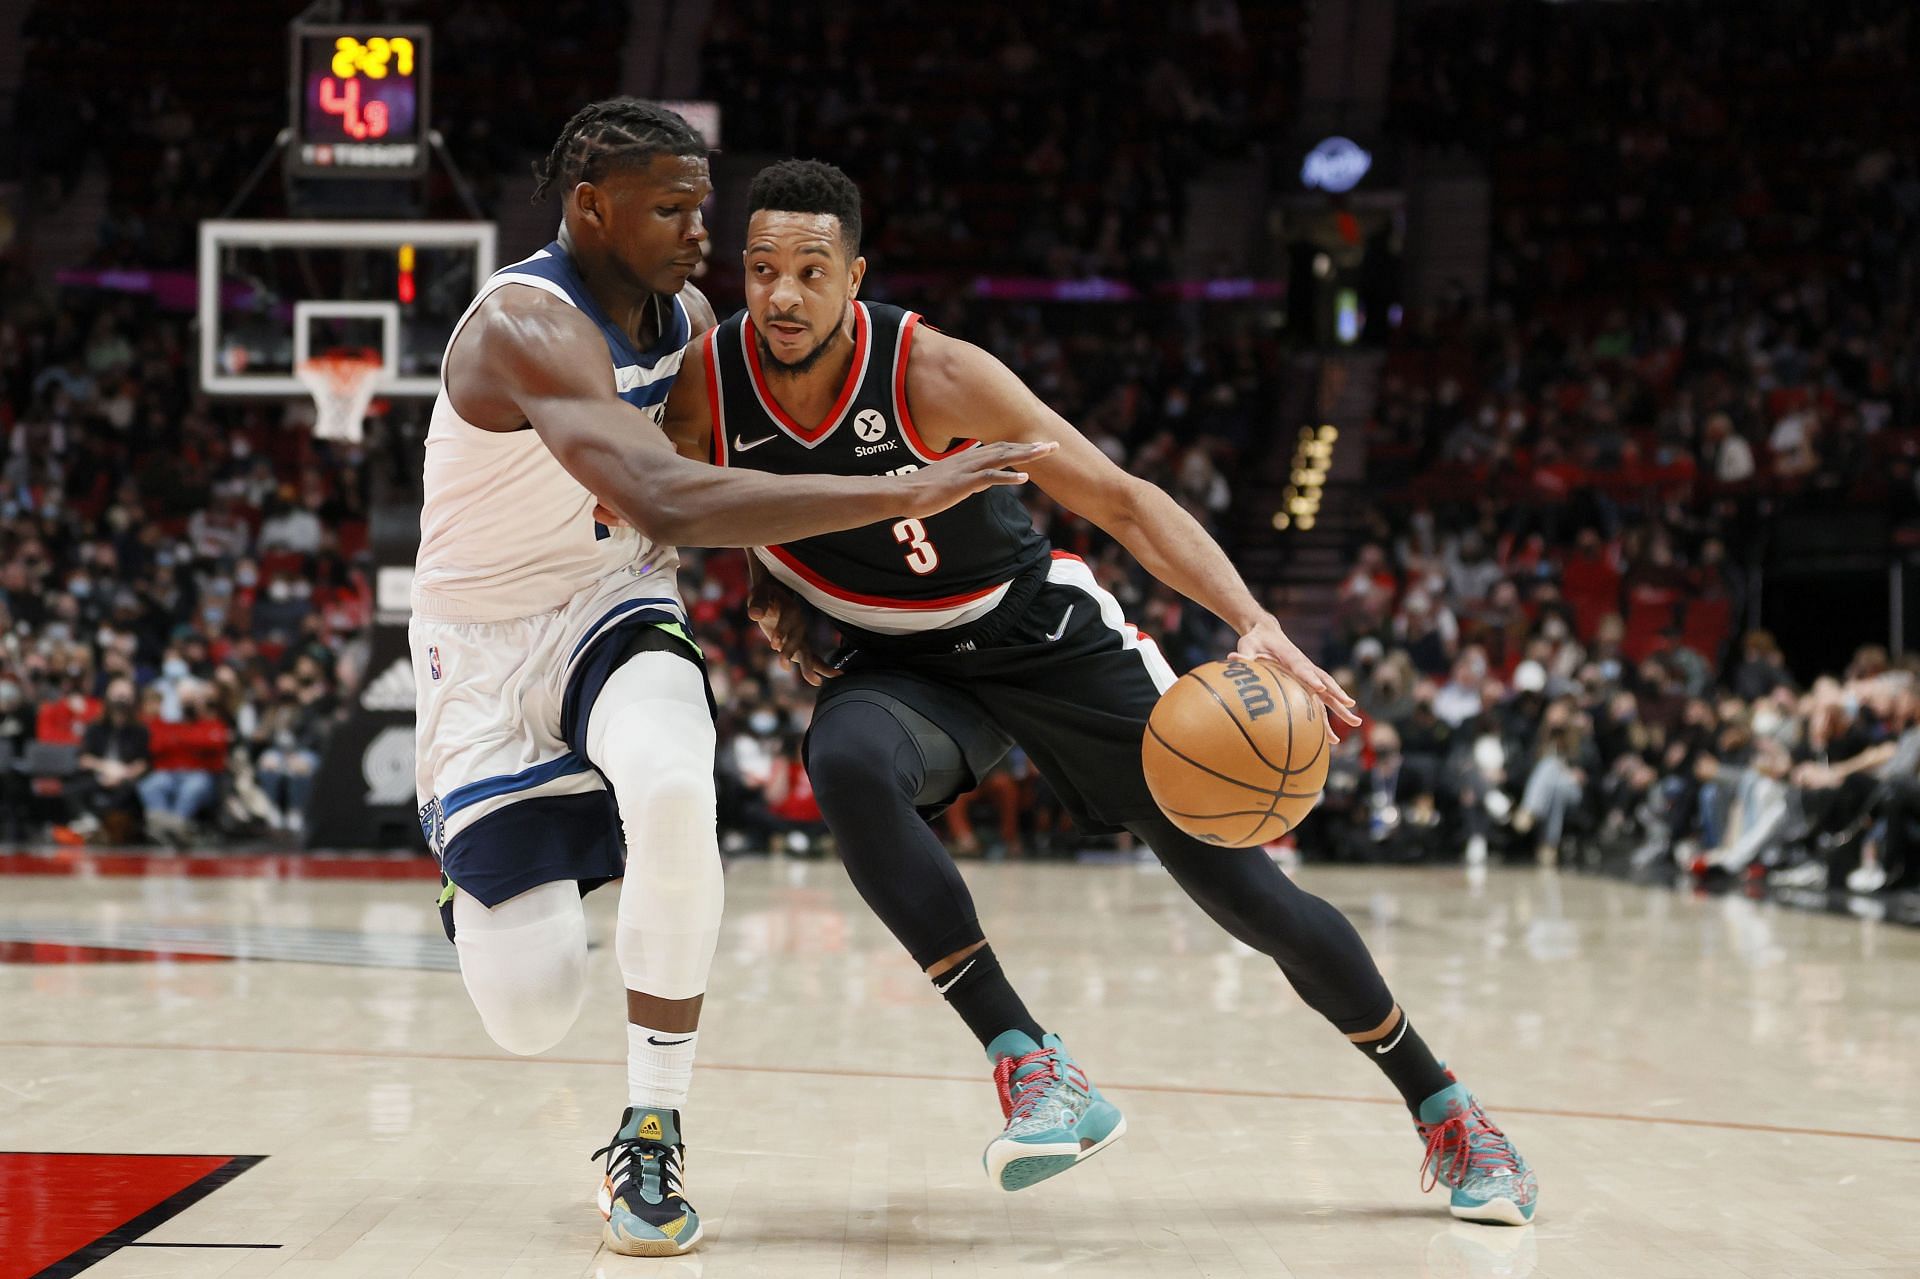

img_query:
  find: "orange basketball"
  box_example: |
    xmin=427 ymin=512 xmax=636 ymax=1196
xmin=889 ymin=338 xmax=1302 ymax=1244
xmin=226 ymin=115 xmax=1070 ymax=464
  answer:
xmin=1142 ymin=658 xmax=1331 ymax=847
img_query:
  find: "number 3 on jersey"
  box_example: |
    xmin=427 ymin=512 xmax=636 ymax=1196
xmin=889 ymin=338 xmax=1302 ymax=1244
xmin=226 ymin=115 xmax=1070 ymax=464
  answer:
xmin=891 ymin=518 xmax=940 ymax=574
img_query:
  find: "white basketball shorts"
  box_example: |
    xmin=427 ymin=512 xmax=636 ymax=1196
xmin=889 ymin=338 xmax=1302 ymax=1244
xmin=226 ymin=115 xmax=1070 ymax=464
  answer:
xmin=411 ymin=563 xmax=706 ymax=920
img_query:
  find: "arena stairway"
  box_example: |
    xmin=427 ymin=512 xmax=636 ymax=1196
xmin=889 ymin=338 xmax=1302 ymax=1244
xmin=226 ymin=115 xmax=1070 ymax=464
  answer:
xmin=1233 ymin=349 xmax=1382 ymax=659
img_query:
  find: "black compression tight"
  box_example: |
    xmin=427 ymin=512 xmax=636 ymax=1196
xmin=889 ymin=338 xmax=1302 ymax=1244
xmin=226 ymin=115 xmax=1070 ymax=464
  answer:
xmin=1122 ymin=812 xmax=1394 ymax=1034
xmin=808 ymin=700 xmax=1397 ymax=1035
xmin=809 ymin=701 xmax=988 ymax=968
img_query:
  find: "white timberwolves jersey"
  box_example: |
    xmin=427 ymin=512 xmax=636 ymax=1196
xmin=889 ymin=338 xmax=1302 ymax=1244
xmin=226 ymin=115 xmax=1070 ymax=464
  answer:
xmin=411 ymin=241 xmax=690 ymax=623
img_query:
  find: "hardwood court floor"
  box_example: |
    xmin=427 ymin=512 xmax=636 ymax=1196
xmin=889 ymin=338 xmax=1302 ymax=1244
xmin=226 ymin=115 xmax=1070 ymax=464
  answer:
xmin=3 ymin=853 xmax=1917 ymax=1278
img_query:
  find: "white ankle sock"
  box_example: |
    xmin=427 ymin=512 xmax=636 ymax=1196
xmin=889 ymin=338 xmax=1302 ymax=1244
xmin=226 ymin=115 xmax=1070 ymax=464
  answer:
xmin=627 ymin=1023 xmax=697 ymax=1110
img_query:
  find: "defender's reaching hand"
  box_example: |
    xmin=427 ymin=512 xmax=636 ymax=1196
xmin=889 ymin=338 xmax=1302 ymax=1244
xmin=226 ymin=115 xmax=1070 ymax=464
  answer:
xmin=899 ymin=441 xmax=1057 ymax=518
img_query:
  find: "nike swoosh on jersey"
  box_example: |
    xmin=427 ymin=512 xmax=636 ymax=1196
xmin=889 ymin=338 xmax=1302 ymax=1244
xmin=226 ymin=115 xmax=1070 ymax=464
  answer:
xmin=1044 ymin=605 xmax=1073 ymax=643
xmin=733 ymin=433 xmax=779 ymax=452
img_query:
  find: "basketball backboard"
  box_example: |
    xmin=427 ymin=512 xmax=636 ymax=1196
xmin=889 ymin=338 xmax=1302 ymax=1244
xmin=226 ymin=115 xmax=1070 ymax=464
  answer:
xmin=198 ymin=219 xmax=496 ymax=397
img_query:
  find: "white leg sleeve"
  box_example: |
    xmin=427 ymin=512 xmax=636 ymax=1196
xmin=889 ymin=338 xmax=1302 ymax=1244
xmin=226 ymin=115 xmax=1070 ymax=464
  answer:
xmin=586 ymin=649 xmax=723 ymax=1003
xmin=452 ymin=879 xmax=588 ymax=1055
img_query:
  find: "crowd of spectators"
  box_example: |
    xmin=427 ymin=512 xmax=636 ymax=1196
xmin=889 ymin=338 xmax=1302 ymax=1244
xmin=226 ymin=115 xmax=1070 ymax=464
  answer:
xmin=1390 ymin=0 xmax=1915 ymax=328
xmin=6 ymin=0 xmax=1271 ymax=853
xmin=1312 ymin=503 xmax=1920 ymax=901
xmin=0 ymin=265 xmax=371 ymax=846
xmin=701 ymin=0 xmax=1301 ymax=280
xmin=12 ymin=0 xmax=1920 ymax=915
xmin=1380 ymin=0 xmax=1918 ymax=528
xmin=1329 ymin=0 xmax=1920 ymax=899
xmin=0 ymin=262 xmax=1262 ymax=852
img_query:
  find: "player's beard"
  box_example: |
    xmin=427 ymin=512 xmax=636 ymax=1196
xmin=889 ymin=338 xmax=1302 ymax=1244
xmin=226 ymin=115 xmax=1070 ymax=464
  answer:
xmin=757 ymin=311 xmax=844 ymax=376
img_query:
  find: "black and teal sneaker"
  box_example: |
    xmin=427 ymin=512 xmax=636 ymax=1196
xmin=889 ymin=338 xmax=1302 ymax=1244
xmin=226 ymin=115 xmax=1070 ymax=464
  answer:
xmin=981 ymin=1030 xmax=1127 ymax=1191
xmin=591 ymin=1106 xmax=702 ymax=1256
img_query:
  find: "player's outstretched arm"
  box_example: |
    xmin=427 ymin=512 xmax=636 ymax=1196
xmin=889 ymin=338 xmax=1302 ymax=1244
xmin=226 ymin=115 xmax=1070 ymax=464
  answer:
xmin=464 ymin=293 xmax=1055 ymax=548
xmin=905 ymin=327 xmax=1359 ymax=727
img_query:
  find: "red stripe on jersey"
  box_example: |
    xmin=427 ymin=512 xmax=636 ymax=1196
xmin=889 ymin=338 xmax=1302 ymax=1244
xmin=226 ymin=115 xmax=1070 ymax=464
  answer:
xmin=762 ymin=544 xmax=1005 ymax=611
xmin=704 ymin=328 xmax=726 ymax=466
xmin=743 ymin=302 xmax=870 ymax=444
xmin=1050 ymin=550 xmax=1085 ymax=562
xmin=895 ymin=312 xmax=977 ymax=461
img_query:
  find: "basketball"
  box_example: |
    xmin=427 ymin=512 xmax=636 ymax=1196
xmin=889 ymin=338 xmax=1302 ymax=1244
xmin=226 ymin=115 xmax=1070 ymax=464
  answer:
xmin=1142 ymin=658 xmax=1331 ymax=847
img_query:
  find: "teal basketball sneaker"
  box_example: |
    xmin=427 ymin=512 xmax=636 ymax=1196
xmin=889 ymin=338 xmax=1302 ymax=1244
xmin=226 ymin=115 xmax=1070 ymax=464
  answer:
xmin=981 ymin=1030 xmax=1127 ymax=1191
xmin=591 ymin=1106 xmax=701 ymax=1256
xmin=1415 ymin=1077 xmax=1539 ymax=1226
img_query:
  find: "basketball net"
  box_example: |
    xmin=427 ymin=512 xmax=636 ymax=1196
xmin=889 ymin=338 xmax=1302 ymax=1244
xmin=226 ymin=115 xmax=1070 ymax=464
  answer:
xmin=297 ymin=350 xmax=387 ymax=444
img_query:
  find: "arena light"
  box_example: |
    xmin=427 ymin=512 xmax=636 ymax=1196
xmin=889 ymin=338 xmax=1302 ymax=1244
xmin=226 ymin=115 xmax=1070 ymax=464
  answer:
xmin=1274 ymin=424 xmax=1336 ymax=536
xmin=1300 ymin=136 xmax=1373 ymax=194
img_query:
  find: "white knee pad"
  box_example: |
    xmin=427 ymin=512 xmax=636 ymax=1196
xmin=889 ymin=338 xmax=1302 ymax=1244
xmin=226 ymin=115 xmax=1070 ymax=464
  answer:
xmin=586 ymin=650 xmax=724 ymax=1002
xmin=452 ymin=881 xmax=588 ymax=1055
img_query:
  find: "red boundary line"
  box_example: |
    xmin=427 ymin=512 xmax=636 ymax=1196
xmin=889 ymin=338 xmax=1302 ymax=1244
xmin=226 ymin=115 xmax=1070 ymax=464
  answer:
xmin=4 ymin=1038 xmax=1913 ymax=1148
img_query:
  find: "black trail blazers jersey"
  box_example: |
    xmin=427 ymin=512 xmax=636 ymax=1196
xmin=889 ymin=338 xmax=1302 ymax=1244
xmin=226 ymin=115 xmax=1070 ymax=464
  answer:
xmin=706 ymin=301 xmax=1049 ymax=636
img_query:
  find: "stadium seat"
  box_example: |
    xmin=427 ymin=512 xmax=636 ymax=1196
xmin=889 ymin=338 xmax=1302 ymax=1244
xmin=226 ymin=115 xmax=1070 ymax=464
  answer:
xmin=336 ymin=519 xmax=370 ymax=559
xmin=260 ymin=551 xmax=308 ymax=579
xmin=1681 ymin=596 xmax=1735 ymax=666
xmin=1561 ymin=556 xmax=1623 ymax=642
xmin=21 ymin=741 xmax=80 ymax=799
xmin=1621 ymin=587 xmax=1681 ymax=664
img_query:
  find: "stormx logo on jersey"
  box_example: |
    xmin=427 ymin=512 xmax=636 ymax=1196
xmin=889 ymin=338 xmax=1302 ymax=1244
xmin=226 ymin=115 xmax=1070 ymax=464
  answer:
xmin=854 ymin=408 xmax=898 ymax=457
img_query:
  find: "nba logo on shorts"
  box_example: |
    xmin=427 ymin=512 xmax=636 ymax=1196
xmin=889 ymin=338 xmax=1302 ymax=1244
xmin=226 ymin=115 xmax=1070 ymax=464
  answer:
xmin=428 ymin=645 xmax=442 ymax=681
xmin=855 ymin=409 xmax=888 ymax=442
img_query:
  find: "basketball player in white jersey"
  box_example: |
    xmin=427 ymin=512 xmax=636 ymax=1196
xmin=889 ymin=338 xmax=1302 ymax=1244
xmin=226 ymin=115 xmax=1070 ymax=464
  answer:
xmin=410 ymin=100 xmax=1053 ymax=1256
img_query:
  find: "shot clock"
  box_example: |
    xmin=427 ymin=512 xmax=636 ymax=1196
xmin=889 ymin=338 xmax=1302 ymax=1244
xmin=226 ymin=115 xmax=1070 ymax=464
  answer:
xmin=288 ymin=23 xmax=431 ymax=178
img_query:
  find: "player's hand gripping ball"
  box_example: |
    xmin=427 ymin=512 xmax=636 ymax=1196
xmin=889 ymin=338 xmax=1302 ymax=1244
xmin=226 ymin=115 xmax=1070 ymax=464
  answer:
xmin=1142 ymin=658 xmax=1332 ymax=847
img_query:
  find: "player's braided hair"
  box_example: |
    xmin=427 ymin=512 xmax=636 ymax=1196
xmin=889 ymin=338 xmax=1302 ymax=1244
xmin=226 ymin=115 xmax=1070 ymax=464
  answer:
xmin=532 ymin=98 xmax=706 ymax=201
xmin=746 ymin=159 xmax=863 ymax=256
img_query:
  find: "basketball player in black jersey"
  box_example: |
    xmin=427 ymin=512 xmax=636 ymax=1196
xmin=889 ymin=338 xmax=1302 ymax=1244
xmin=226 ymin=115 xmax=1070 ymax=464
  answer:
xmin=655 ymin=161 xmax=1538 ymax=1223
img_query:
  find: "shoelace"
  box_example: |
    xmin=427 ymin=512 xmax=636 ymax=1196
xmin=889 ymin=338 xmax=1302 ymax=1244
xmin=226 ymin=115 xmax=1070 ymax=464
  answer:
xmin=1418 ymin=1104 xmax=1519 ymax=1193
xmin=993 ymin=1047 xmax=1062 ymax=1122
xmin=590 ymin=1137 xmax=684 ymax=1203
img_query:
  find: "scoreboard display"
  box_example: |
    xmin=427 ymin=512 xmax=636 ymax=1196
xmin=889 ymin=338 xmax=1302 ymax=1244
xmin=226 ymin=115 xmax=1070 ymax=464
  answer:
xmin=288 ymin=24 xmax=431 ymax=178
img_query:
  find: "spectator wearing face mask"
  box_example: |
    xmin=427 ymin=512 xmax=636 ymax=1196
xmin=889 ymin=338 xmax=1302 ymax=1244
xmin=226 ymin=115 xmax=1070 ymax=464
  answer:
xmin=1432 ymin=649 xmax=1490 ymax=727
xmin=150 ymin=647 xmax=195 ymax=722
xmin=257 ymin=490 xmax=324 ymax=556
xmin=718 ymin=699 xmax=786 ymax=851
xmin=1512 ymin=701 xmax=1596 ymax=866
xmin=35 ymin=673 xmax=100 ymax=745
xmin=1691 ymin=738 xmax=1795 ymax=879
xmin=252 ymin=689 xmax=327 ymax=835
xmin=56 ymin=677 xmax=148 ymax=845
xmin=138 ymin=680 xmax=230 ymax=846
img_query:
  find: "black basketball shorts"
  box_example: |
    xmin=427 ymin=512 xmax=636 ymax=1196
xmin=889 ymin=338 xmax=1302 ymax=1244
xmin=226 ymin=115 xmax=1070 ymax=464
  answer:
xmin=807 ymin=552 xmax=1179 ymax=834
